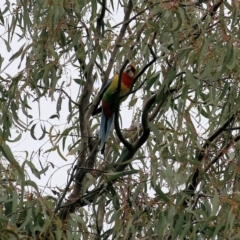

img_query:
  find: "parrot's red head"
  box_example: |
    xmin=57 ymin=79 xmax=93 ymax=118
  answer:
xmin=125 ymin=64 xmax=136 ymax=78
xmin=121 ymin=64 xmax=136 ymax=88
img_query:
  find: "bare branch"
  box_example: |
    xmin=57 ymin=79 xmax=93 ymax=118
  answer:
xmin=36 ymin=84 xmax=79 ymax=106
xmin=111 ymin=2 xmax=162 ymax=29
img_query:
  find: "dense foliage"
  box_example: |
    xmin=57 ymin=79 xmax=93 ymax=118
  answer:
xmin=1 ymin=0 xmax=240 ymax=239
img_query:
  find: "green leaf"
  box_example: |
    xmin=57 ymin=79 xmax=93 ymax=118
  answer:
xmin=49 ymin=114 xmax=59 ymax=119
xmin=54 ymin=229 xmax=63 ymax=240
xmin=0 ymin=9 xmax=4 ymax=25
xmin=0 ymin=54 xmax=4 ymax=70
xmin=17 ymin=202 xmax=32 ymax=230
xmin=219 ymin=82 xmax=229 ymax=101
xmin=172 ymin=212 xmax=184 ymax=239
xmin=49 ymin=67 xmax=58 ymax=97
xmin=104 ymin=170 xmax=138 ymax=183
xmin=124 ymin=218 xmax=133 ymax=238
xmin=177 ymin=46 xmax=193 ymax=61
xmin=21 ymin=95 xmax=33 ymax=118
xmin=128 ymin=97 xmax=137 ymax=107
xmin=0 ymin=229 xmax=19 ymax=240
xmin=57 ymin=126 xmax=76 ymax=145
xmin=226 ymin=46 xmax=238 ymax=70
xmin=25 ymin=160 xmax=41 ymax=179
xmin=145 ymin=74 xmax=160 ymax=91
xmin=39 ymin=166 xmax=49 ymax=176
xmin=211 ymin=190 xmax=219 ymax=216
xmin=186 ymin=69 xmax=197 ymax=88
xmin=68 ymin=97 xmax=72 ymax=114
xmin=25 ymin=180 xmax=39 ymax=191
xmin=180 ymin=222 xmax=191 ymax=238
xmin=162 ymin=67 xmax=176 ymax=92
xmin=3 ymin=39 xmax=11 ymax=52
xmin=38 ymin=124 xmax=46 ymax=140
xmin=30 ymin=123 xmax=37 ymax=140
xmin=56 ymin=95 xmax=62 ymax=115
xmin=168 ymin=10 xmax=182 ymax=32
xmin=44 ymin=146 xmax=57 ymax=154
xmin=150 ymin=123 xmax=165 ymax=144
xmin=7 ymin=133 xmax=22 ymax=142
xmin=151 ymin=181 xmax=170 ymax=203
xmin=60 ymin=31 xmax=66 ymax=46
xmin=70 ymin=213 xmax=85 ymax=224
xmin=91 ymin=0 xmax=97 ymax=21
xmin=0 ymin=214 xmax=8 ymax=221
xmin=107 ymin=184 xmax=120 ymax=210
xmin=0 ymin=142 xmax=24 ymax=180
xmin=199 ymin=106 xmax=209 ymax=119
xmin=56 ymin=146 xmax=67 ymax=161
xmin=9 ymin=44 xmax=25 ymax=61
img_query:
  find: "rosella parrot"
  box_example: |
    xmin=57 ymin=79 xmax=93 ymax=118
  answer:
xmin=94 ymin=64 xmax=136 ymax=154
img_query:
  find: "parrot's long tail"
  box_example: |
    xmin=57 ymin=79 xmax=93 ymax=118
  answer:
xmin=100 ymin=112 xmax=114 ymax=154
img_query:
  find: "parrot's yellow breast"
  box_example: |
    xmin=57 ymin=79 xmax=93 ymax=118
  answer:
xmin=108 ymin=74 xmax=130 ymax=95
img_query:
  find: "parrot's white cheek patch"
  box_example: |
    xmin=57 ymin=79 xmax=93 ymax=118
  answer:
xmin=128 ymin=71 xmax=134 ymax=77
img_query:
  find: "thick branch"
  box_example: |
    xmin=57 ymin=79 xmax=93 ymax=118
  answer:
xmin=133 ymin=94 xmax=155 ymax=150
xmin=114 ymin=95 xmax=157 ymax=172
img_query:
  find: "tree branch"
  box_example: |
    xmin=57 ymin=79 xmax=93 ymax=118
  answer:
xmin=186 ymin=114 xmax=235 ymax=196
xmin=133 ymin=94 xmax=155 ymax=150
xmin=96 ymin=0 xmax=106 ymax=38
xmin=36 ymin=84 xmax=79 ymax=106
xmin=57 ymin=140 xmax=99 ymax=219
xmin=111 ymin=2 xmax=162 ymax=30
xmin=205 ymin=134 xmax=240 ymax=173
xmin=202 ymin=0 xmax=223 ymax=21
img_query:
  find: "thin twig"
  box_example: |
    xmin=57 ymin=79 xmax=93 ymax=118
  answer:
xmin=205 ymin=134 xmax=240 ymax=173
